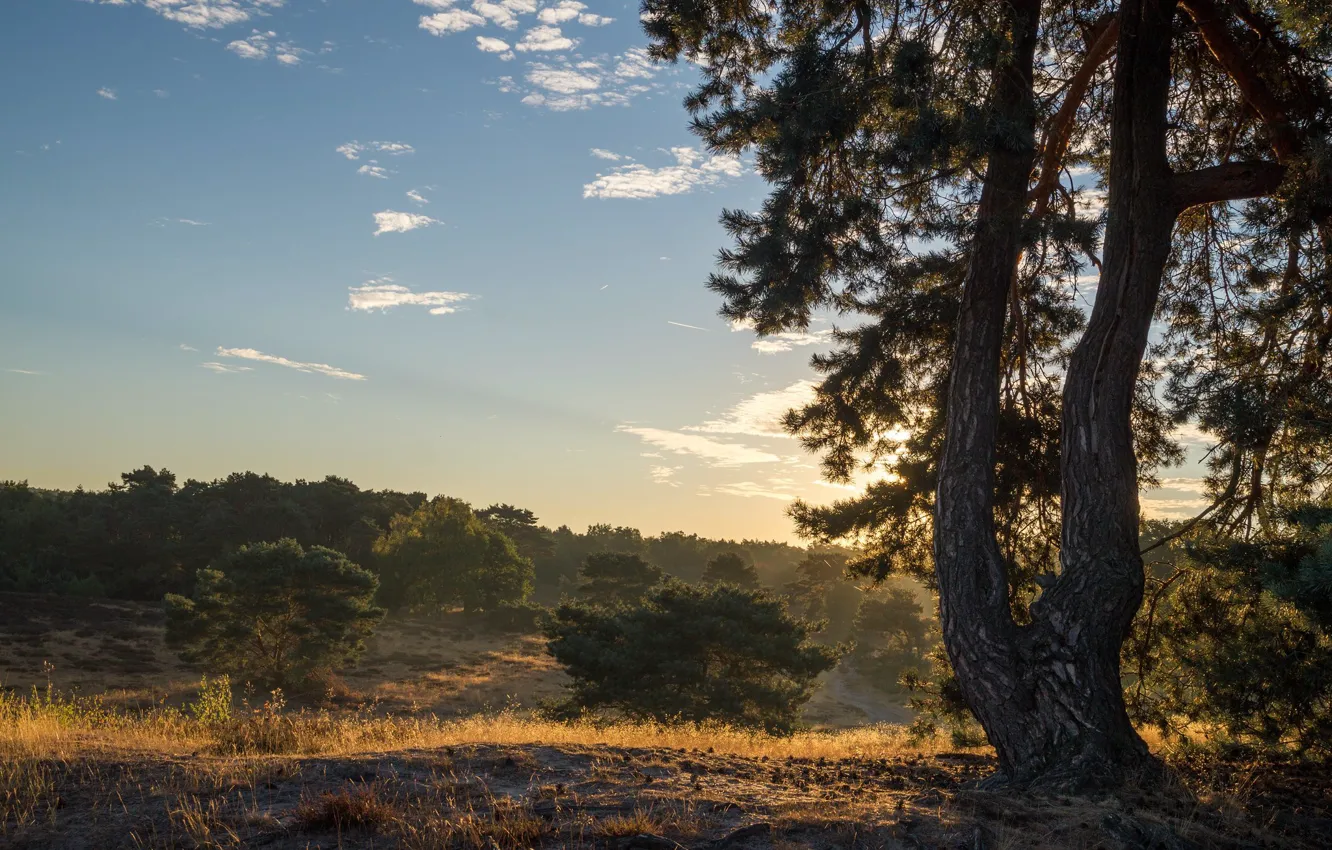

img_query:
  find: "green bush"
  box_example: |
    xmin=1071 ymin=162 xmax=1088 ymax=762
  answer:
xmin=165 ymin=539 xmax=384 ymax=688
xmin=543 ymin=581 xmax=841 ymax=733
xmin=1128 ymin=508 xmax=1332 ymax=757
xmin=473 ymin=600 xmax=547 ymax=633
xmin=373 ymin=497 xmax=533 ymax=612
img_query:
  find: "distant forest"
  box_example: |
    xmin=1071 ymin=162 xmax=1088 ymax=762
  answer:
xmin=0 ymin=466 xmax=847 ymax=605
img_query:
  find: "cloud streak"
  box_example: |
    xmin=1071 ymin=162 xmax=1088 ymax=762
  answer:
xmin=686 ymin=381 xmax=815 ymax=439
xmin=336 ymin=140 xmax=416 ymax=160
xmin=616 ymin=426 xmax=781 ymax=467
xmin=215 ymin=347 xmax=366 ymax=380
xmin=348 ymin=277 xmax=476 ymax=314
xmin=584 ymin=146 xmax=744 ymax=199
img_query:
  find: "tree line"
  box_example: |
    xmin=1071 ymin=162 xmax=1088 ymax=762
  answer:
xmin=0 ymin=466 xmax=823 ymax=605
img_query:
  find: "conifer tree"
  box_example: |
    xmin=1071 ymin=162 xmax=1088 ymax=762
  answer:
xmin=701 ymin=551 xmax=761 ymax=588
xmin=164 ymin=538 xmax=383 ymax=686
xmin=643 ymin=0 xmax=1331 ymax=786
xmin=544 ymin=581 xmax=840 ymax=732
xmin=577 ymin=551 xmax=664 ymax=604
xmin=373 ymin=497 xmax=533 ymax=612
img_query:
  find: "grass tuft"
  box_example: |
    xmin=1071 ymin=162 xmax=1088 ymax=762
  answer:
xmin=295 ymin=784 xmax=400 ymax=833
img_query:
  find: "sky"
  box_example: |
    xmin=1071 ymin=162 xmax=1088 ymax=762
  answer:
xmin=0 ymin=0 xmax=1209 ymax=542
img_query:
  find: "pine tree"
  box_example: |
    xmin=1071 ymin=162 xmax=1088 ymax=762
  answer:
xmin=372 ymin=497 xmax=533 ymax=612
xmin=643 ymin=0 xmax=1331 ymax=787
xmin=577 ymin=552 xmax=664 ymax=604
xmin=701 ymin=551 xmax=760 ymax=588
xmin=164 ymin=538 xmax=384 ymax=687
xmin=544 ymin=581 xmax=840 ymax=733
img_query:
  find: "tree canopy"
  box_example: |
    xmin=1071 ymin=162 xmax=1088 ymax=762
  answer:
xmin=164 ymin=538 xmax=384 ymax=687
xmin=576 ymin=551 xmax=665 ymax=604
xmin=372 ymin=497 xmax=534 ymax=612
xmin=544 ymin=581 xmax=841 ymax=733
xmin=643 ymin=0 xmax=1331 ymax=787
xmin=701 ymin=551 xmax=761 ymax=588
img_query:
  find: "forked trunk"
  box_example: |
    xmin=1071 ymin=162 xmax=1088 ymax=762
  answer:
xmin=934 ymin=0 xmax=1182 ymax=789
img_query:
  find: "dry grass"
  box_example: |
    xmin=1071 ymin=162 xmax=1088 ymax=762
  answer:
xmin=0 ymin=677 xmax=974 ymax=767
xmin=294 ymin=784 xmax=401 ymax=832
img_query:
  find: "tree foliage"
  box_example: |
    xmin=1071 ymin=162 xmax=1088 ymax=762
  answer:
xmin=1129 ymin=506 xmax=1332 ymax=756
xmin=372 ymin=497 xmax=533 ymax=612
xmin=577 ymin=552 xmax=664 ymax=604
xmin=701 ymin=551 xmax=760 ymax=588
xmin=164 ymin=539 xmax=384 ymax=686
xmin=0 ymin=468 xmax=424 ymax=600
xmin=642 ymin=0 xmax=1331 ymax=785
xmin=849 ymin=585 xmax=934 ymax=689
xmin=543 ymin=581 xmax=841 ymax=733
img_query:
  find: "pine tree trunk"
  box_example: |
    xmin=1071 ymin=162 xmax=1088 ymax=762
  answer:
xmin=935 ymin=0 xmax=1181 ymax=790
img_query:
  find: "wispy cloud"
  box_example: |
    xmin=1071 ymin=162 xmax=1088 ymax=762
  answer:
xmin=709 ymin=480 xmax=797 ymax=501
xmin=686 ymin=381 xmax=815 ymax=439
xmin=215 ymin=347 xmax=366 ymax=381
xmin=538 ymin=0 xmax=612 ymax=25
xmin=357 ymin=161 xmax=392 ymax=179
xmin=420 ymin=8 xmax=487 ymax=34
xmin=729 ymin=318 xmax=833 ymax=353
xmin=590 ymin=148 xmax=623 ymax=161
xmin=5 ymin=368 xmax=43 ymax=376
xmin=373 ymin=210 xmax=440 ymax=236
xmin=348 ymin=276 xmax=476 ymax=315
xmin=583 ymin=146 xmax=744 ymax=199
xmin=179 ymin=343 xmax=199 ymax=352
xmin=616 ymin=426 xmax=782 ymax=467
xmin=1140 ymin=496 xmax=1211 ymax=519
xmin=200 ymin=361 xmax=253 ymax=374
xmin=476 ymin=36 xmax=513 ymax=59
xmin=151 ymin=217 xmax=210 ymax=227
xmin=1156 ymin=476 xmax=1209 ymax=494
xmin=667 ymin=321 xmax=708 ymax=331
xmin=97 ymin=87 xmax=118 ymax=100
xmin=336 ymin=140 xmax=416 ymax=160
xmin=225 ymin=29 xmax=306 ymax=63
xmin=418 ymin=0 xmax=610 ymax=40
xmin=511 ymin=47 xmax=660 ymax=111
xmin=649 ymin=465 xmax=682 ymax=487
xmin=137 ymin=0 xmax=284 ymax=30
xmin=406 ymin=188 xmax=430 ymax=205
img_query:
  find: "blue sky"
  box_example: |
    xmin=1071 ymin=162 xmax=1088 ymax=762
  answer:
xmin=0 ymin=0 xmax=1208 ymax=541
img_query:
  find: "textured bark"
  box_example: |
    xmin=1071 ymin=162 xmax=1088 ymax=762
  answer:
xmin=932 ymin=0 xmax=1040 ymax=784
xmin=935 ymin=0 xmax=1183 ymax=790
xmin=1172 ymin=160 xmax=1287 ymax=209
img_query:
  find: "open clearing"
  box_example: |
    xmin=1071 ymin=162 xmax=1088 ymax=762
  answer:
xmin=2 ymin=592 xmax=1329 ymax=848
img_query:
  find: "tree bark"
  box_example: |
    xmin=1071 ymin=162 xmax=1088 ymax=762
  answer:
xmin=935 ymin=0 xmax=1185 ymax=790
xmin=932 ymin=0 xmax=1041 ymax=784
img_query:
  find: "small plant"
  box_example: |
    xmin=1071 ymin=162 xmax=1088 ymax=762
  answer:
xmin=208 ymin=690 xmax=301 ymax=755
xmin=187 ymin=675 xmax=233 ymax=727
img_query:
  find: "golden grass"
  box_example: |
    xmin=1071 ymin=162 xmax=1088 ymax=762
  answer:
xmin=0 ymin=677 xmax=984 ymax=765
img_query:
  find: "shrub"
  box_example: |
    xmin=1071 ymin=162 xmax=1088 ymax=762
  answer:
xmin=1128 ymin=508 xmax=1332 ymax=757
xmin=373 ymin=497 xmax=533 ymax=612
xmin=164 ymin=538 xmax=384 ymax=687
xmin=544 ymin=581 xmax=841 ymax=733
